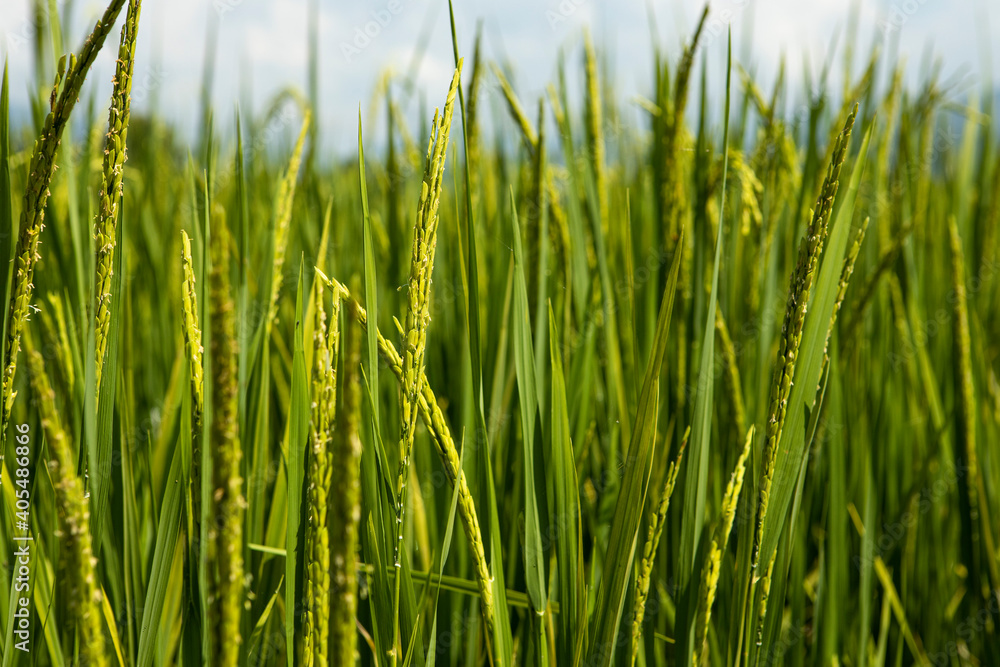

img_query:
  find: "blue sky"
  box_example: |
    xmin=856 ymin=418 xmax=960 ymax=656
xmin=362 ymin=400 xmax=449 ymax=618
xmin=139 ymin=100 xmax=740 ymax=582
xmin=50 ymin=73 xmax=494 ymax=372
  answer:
xmin=2 ymin=0 xmax=998 ymax=154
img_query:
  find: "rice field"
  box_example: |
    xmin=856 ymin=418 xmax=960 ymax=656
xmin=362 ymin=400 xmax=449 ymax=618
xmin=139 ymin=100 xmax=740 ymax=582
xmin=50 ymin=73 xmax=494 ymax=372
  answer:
xmin=1 ymin=0 xmax=1000 ymax=665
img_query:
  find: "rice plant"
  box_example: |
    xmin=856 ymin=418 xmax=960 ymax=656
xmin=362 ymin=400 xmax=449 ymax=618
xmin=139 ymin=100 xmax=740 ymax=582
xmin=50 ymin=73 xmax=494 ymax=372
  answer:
xmin=0 ymin=0 xmax=998 ymax=665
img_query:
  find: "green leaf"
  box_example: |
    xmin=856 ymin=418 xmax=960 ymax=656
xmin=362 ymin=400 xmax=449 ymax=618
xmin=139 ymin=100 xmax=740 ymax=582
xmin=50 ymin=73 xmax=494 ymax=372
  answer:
xmin=676 ymin=31 xmax=732 ymax=666
xmin=136 ymin=444 xmax=184 ymax=667
xmin=359 ymin=113 xmax=380 ymax=428
xmin=235 ymin=108 xmax=251 ymax=423
xmin=248 ymin=577 xmax=283 ymax=665
xmin=447 ymin=4 xmax=513 ymax=662
xmin=509 ymin=188 xmax=547 ymax=615
xmin=548 ymin=301 xmax=581 ymax=656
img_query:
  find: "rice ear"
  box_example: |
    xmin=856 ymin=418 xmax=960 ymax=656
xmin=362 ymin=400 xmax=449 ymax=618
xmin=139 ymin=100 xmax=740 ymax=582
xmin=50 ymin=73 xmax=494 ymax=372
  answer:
xmin=180 ymin=229 xmax=204 ymax=422
xmin=94 ymin=0 xmax=142 ymax=392
xmin=715 ymin=309 xmax=747 ymax=440
xmin=318 ymin=273 xmax=496 ymax=639
xmin=331 ymin=285 xmax=363 ymax=666
xmin=949 ymin=214 xmax=1000 ymax=600
xmin=302 ymin=277 xmax=335 ymax=667
xmin=206 ymin=204 xmax=243 ymax=667
xmin=26 ymin=338 xmax=108 ymax=667
xmin=267 ymin=110 xmax=312 ymax=326
xmin=387 ymin=64 xmax=463 ymax=663
xmin=753 ymin=107 xmax=857 ymax=571
xmin=693 ymin=426 xmax=754 ymax=666
xmin=631 ymin=427 xmax=690 ymax=666
xmin=1 ymin=0 xmax=130 ymax=453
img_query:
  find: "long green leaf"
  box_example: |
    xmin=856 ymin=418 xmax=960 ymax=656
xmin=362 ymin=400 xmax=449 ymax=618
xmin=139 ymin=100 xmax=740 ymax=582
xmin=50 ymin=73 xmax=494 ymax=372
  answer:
xmin=548 ymin=302 xmax=581 ymax=657
xmin=136 ymin=444 xmax=184 ymax=667
xmin=509 ymin=188 xmax=547 ymax=615
xmin=359 ymin=114 xmax=380 ymax=428
xmin=446 ymin=3 xmax=512 ymax=663
xmin=676 ymin=31 xmax=732 ymax=666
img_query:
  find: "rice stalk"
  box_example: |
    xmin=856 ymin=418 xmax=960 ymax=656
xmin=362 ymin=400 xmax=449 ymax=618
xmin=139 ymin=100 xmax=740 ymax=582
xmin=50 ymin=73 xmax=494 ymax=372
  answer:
xmin=729 ymin=152 xmax=763 ymax=238
xmin=715 ymin=309 xmax=747 ymax=439
xmin=491 ymin=64 xmax=537 ymax=151
xmin=659 ymin=5 xmax=708 ymax=242
xmin=37 ymin=294 xmax=74 ymax=394
xmin=320 ymin=276 xmax=495 ymax=638
xmin=752 ymin=107 xmax=857 ymax=570
xmin=1 ymin=0 xmax=129 ymax=454
xmin=267 ymin=110 xmax=311 ymax=326
xmin=873 ymin=557 xmax=931 ymax=665
xmin=668 ymin=86 xmax=700 ymax=417
xmin=207 ymin=204 xmax=244 ymax=667
xmin=180 ymin=229 xmax=204 ymax=422
xmin=494 ymin=73 xmax=572 ymax=301
xmin=465 ymin=28 xmax=484 ymax=208
xmin=390 ymin=62 xmax=462 ymax=663
xmin=949 ymin=215 xmax=1000 ymax=599
xmin=180 ymin=228 xmax=204 ymax=544
xmin=332 ymin=289 xmax=363 ymax=666
xmin=94 ymin=0 xmax=142 ymax=392
xmin=301 ymin=277 xmax=340 ymax=667
xmin=26 ymin=340 xmax=107 ymax=667
xmin=754 ymin=554 xmax=776 ymax=648
xmin=583 ymin=28 xmax=607 ymax=226
xmin=693 ymin=426 xmax=754 ymax=666
xmin=630 ymin=426 xmax=689 ymax=666
xmin=821 ymin=215 xmax=869 ymax=367
xmin=843 ymin=223 xmax=913 ymax=341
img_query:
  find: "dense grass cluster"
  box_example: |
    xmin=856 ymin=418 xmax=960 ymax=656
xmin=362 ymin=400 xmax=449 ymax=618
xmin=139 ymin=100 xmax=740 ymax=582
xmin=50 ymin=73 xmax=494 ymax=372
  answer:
xmin=1 ymin=0 xmax=1000 ymax=665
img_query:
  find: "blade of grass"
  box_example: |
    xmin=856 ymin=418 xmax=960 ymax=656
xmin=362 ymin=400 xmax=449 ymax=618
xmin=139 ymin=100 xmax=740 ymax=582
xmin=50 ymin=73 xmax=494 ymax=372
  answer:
xmin=359 ymin=113 xmax=380 ymax=428
xmin=509 ymin=187 xmax=547 ymax=617
xmin=547 ymin=301 xmax=581 ymax=657
xmin=136 ymin=446 xmax=184 ymax=667
xmin=447 ymin=4 xmax=512 ymax=660
xmin=676 ymin=31 xmax=732 ymax=667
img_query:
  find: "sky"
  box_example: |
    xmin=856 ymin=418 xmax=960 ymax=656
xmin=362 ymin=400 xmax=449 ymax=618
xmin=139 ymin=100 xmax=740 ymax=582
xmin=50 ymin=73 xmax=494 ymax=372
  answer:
xmin=1 ymin=0 xmax=998 ymax=154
